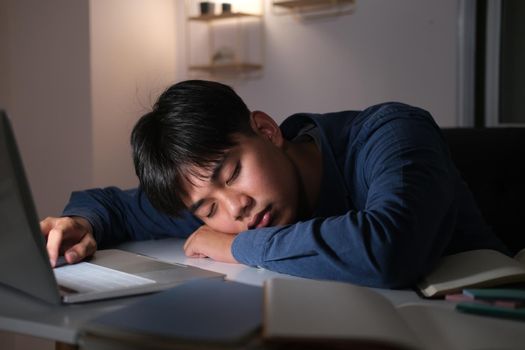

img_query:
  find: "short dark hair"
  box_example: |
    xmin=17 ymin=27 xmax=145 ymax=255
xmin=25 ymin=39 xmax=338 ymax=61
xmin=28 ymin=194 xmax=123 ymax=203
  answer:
xmin=131 ymin=80 xmax=252 ymax=216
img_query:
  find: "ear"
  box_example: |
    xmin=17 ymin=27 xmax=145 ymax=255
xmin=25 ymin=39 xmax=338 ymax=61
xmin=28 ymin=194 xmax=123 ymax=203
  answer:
xmin=249 ymin=111 xmax=284 ymax=147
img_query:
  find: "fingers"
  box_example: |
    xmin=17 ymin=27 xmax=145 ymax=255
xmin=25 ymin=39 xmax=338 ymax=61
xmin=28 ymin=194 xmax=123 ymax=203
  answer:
xmin=40 ymin=216 xmax=95 ymax=267
xmin=46 ymin=223 xmax=65 ymax=268
xmin=183 ymin=231 xmax=209 ymax=258
xmin=40 ymin=217 xmax=62 ymax=267
xmin=183 ymin=228 xmax=237 ymax=263
xmin=64 ymin=232 xmax=97 ymax=264
xmin=40 ymin=217 xmax=57 ymax=237
xmin=183 ymin=232 xmax=195 ymax=252
xmin=183 ymin=232 xmax=200 ymax=257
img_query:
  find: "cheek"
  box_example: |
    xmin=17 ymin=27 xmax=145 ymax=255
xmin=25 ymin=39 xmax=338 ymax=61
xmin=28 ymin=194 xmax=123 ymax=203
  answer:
xmin=206 ymin=215 xmax=243 ymax=234
xmin=246 ymin=152 xmax=298 ymax=200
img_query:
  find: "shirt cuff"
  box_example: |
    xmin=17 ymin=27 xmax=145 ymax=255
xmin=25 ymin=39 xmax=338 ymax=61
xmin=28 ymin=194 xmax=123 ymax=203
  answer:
xmin=231 ymin=228 xmax=273 ymax=267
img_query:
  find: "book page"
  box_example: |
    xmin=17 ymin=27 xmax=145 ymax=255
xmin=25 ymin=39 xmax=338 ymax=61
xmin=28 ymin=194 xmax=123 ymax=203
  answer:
xmin=264 ymin=278 xmax=421 ymax=349
xmin=398 ymin=304 xmax=525 ymax=350
xmin=515 ymin=248 xmax=525 ymax=265
xmin=418 ymin=249 xmax=525 ymax=297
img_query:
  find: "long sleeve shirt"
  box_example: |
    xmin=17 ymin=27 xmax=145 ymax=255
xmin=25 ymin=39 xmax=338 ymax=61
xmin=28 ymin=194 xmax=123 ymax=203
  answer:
xmin=62 ymin=102 xmax=509 ymax=288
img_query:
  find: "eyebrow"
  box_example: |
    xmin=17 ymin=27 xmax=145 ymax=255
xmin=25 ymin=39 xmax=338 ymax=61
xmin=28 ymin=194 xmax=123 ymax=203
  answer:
xmin=188 ymin=152 xmax=231 ymax=214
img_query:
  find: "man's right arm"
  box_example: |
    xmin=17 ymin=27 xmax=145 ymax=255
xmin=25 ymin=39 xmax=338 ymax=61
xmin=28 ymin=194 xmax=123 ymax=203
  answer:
xmin=42 ymin=187 xmax=203 ymax=266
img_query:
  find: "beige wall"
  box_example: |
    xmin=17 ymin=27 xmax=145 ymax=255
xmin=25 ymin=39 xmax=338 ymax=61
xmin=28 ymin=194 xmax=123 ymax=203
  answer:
xmin=0 ymin=0 xmax=178 ymax=216
xmin=0 ymin=3 xmax=9 ymax=107
xmin=177 ymin=0 xmax=460 ymax=127
xmin=90 ymin=0 xmax=177 ymax=188
xmin=0 ymin=0 xmax=92 ymax=218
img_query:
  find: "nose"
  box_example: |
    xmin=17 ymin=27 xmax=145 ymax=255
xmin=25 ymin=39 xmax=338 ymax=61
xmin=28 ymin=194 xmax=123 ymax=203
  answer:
xmin=221 ymin=189 xmax=253 ymax=221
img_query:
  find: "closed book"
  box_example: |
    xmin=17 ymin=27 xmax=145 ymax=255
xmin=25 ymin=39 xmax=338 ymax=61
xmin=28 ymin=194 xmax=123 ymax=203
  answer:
xmin=456 ymin=302 xmax=525 ymax=321
xmin=463 ymin=288 xmax=525 ymax=301
xmin=417 ymin=248 xmax=525 ymax=298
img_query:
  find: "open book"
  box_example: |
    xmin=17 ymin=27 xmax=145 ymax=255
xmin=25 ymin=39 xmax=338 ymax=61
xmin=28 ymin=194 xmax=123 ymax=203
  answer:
xmin=263 ymin=278 xmax=525 ymax=350
xmin=417 ymin=248 xmax=525 ymax=298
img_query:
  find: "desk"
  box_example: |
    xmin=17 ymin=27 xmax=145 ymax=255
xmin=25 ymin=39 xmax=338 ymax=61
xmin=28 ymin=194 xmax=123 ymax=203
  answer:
xmin=0 ymin=238 xmax=523 ymax=349
xmin=117 ymin=238 xmax=452 ymax=307
xmin=0 ymin=238 xmax=293 ymax=347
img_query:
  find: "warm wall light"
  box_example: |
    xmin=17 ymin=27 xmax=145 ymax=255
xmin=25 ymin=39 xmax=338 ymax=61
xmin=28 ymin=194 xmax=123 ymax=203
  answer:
xmin=272 ymin=0 xmax=356 ymax=19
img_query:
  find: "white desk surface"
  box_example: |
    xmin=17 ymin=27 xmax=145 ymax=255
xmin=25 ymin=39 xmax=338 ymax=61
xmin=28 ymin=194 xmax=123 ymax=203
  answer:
xmin=0 ymin=238 xmax=522 ymax=345
xmin=117 ymin=238 xmax=451 ymax=307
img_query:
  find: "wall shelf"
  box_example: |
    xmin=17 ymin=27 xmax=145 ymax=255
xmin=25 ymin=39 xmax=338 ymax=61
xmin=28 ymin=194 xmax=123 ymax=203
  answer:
xmin=272 ymin=0 xmax=356 ymax=18
xmin=273 ymin=0 xmax=355 ymax=9
xmin=188 ymin=12 xmax=262 ymax=22
xmin=185 ymin=1 xmax=264 ymax=77
xmin=189 ymin=63 xmax=263 ymax=74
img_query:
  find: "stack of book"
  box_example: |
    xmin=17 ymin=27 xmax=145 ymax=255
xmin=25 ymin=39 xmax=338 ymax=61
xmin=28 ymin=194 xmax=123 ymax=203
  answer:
xmin=446 ymin=289 xmax=525 ymax=321
xmin=416 ymin=248 xmax=525 ymax=321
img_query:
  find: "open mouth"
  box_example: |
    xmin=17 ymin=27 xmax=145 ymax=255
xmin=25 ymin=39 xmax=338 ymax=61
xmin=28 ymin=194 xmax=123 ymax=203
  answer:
xmin=248 ymin=205 xmax=272 ymax=230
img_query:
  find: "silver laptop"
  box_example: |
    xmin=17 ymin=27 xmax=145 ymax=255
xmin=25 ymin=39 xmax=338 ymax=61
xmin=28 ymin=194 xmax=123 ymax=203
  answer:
xmin=0 ymin=110 xmax=224 ymax=304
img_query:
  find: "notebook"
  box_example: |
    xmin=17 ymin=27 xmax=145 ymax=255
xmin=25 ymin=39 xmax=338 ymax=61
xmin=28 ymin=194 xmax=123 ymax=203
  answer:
xmin=0 ymin=110 xmax=224 ymax=304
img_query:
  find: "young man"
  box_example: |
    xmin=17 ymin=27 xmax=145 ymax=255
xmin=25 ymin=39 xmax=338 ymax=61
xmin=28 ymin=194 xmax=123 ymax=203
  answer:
xmin=41 ymin=80 xmax=508 ymax=288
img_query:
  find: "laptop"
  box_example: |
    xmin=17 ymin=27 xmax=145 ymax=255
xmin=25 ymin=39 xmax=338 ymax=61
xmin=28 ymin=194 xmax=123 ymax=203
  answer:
xmin=0 ymin=110 xmax=224 ymax=304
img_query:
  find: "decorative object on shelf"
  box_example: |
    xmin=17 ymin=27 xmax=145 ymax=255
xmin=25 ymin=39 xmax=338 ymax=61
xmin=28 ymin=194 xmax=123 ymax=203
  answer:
xmin=199 ymin=1 xmax=215 ymax=15
xmin=272 ymin=0 xmax=356 ymax=19
xmin=212 ymin=47 xmax=236 ymax=65
xmin=221 ymin=2 xmax=232 ymax=14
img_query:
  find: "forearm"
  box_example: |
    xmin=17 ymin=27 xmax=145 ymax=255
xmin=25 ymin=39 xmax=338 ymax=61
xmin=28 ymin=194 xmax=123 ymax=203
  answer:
xmin=62 ymin=187 xmax=202 ymax=247
xmin=232 ymin=204 xmax=455 ymax=289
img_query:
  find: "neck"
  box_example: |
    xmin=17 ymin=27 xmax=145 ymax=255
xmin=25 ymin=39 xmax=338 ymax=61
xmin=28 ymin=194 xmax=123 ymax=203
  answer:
xmin=284 ymin=139 xmax=322 ymax=219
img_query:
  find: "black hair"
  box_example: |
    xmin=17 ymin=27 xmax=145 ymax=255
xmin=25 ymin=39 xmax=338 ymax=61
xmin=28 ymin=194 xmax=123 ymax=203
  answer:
xmin=131 ymin=80 xmax=252 ymax=216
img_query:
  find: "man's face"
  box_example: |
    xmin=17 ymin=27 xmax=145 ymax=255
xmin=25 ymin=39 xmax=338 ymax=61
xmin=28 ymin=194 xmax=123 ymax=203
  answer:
xmin=183 ymin=116 xmax=301 ymax=234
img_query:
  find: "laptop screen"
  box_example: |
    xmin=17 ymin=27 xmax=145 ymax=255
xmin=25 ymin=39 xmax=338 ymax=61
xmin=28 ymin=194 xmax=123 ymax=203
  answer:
xmin=0 ymin=111 xmax=61 ymax=304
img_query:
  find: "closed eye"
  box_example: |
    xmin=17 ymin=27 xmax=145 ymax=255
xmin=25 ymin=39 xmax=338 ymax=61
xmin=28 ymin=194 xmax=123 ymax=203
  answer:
xmin=206 ymin=202 xmax=217 ymax=218
xmin=226 ymin=162 xmax=241 ymax=186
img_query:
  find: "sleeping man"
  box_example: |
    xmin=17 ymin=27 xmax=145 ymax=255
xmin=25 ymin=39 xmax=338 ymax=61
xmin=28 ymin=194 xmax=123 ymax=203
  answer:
xmin=40 ymin=80 xmax=508 ymax=288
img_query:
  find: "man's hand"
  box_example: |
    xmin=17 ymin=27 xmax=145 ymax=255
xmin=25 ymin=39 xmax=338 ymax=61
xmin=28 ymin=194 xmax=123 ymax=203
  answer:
xmin=183 ymin=225 xmax=238 ymax=263
xmin=40 ymin=216 xmax=97 ymax=267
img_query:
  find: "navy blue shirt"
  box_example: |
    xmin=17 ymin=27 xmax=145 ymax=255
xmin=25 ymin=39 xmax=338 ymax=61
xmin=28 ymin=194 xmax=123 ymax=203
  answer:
xmin=63 ymin=102 xmax=508 ymax=288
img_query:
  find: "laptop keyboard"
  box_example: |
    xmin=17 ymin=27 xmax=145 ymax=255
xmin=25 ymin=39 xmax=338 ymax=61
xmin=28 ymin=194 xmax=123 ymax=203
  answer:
xmin=53 ymin=262 xmax=156 ymax=294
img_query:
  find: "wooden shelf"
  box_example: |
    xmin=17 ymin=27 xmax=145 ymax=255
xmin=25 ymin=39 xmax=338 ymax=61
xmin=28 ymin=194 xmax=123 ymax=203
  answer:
xmin=273 ymin=0 xmax=355 ymax=9
xmin=189 ymin=63 xmax=263 ymax=74
xmin=189 ymin=12 xmax=261 ymax=22
xmin=185 ymin=0 xmax=264 ymax=77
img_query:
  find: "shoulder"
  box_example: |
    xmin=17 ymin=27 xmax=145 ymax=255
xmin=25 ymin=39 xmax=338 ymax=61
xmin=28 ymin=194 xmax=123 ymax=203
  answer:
xmin=357 ymin=102 xmax=436 ymax=130
xmin=280 ymin=110 xmax=361 ymax=141
xmin=351 ymin=102 xmax=441 ymax=147
xmin=279 ymin=102 xmax=439 ymax=147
